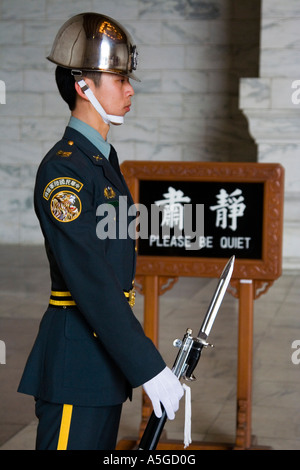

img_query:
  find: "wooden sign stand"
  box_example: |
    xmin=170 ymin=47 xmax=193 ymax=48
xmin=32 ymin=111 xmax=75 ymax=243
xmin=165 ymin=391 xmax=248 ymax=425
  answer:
xmin=116 ymin=162 xmax=284 ymax=451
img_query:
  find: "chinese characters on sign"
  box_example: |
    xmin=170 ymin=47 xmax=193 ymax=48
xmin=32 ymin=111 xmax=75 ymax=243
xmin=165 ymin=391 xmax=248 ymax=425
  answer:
xmin=148 ymin=186 xmax=204 ymax=250
xmin=209 ymin=188 xmax=246 ymax=232
xmin=155 ymin=187 xmax=191 ymax=231
xmin=149 ymin=186 xmax=204 ymax=250
xmin=138 ymin=180 xmax=263 ymax=259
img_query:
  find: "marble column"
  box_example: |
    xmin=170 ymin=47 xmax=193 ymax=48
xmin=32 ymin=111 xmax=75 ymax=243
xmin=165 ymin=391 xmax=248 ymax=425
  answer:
xmin=239 ymin=0 xmax=300 ymax=270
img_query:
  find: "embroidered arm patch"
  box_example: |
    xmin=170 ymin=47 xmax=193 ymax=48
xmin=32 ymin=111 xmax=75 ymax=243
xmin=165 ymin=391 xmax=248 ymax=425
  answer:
xmin=50 ymin=191 xmax=81 ymax=222
xmin=43 ymin=177 xmax=84 ymax=223
xmin=43 ymin=177 xmax=83 ymax=201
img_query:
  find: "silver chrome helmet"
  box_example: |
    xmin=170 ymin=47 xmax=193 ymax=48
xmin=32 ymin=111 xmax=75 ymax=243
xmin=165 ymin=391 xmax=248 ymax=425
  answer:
xmin=47 ymin=12 xmax=140 ymax=81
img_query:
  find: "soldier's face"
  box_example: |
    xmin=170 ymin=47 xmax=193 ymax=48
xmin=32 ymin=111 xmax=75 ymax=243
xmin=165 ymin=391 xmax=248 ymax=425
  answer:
xmin=93 ymin=73 xmax=135 ymax=118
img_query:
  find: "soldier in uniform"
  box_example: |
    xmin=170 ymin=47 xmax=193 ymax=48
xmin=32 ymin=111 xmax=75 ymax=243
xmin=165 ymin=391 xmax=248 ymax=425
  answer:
xmin=18 ymin=13 xmax=183 ymax=450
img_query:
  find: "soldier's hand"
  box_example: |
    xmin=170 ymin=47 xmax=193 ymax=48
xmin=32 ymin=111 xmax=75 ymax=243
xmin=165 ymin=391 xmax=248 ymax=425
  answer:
xmin=143 ymin=366 xmax=184 ymax=420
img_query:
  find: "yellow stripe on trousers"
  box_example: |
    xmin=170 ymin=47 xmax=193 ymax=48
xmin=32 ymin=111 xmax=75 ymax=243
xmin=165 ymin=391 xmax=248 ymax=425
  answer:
xmin=57 ymin=404 xmax=73 ymax=450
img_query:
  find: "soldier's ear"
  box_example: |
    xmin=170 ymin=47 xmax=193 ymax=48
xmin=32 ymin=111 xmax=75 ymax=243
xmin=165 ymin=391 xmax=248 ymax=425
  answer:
xmin=74 ymin=81 xmax=90 ymax=102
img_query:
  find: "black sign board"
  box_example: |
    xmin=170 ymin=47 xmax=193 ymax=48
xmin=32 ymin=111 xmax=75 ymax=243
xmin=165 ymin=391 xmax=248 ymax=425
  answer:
xmin=138 ymin=180 xmax=264 ymax=260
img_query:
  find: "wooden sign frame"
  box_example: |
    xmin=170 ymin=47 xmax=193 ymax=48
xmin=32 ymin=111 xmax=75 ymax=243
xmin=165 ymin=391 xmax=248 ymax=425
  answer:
xmin=121 ymin=161 xmax=284 ymax=281
xmin=117 ymin=161 xmax=284 ymax=451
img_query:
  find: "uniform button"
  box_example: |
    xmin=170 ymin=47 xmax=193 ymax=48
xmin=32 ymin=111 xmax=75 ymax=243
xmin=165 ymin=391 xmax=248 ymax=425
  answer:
xmin=68 ymin=140 xmax=74 ymax=146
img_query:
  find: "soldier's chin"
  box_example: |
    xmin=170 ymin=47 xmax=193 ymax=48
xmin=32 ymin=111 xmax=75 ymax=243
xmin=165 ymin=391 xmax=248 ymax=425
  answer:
xmin=109 ymin=113 xmax=125 ymax=126
xmin=110 ymin=108 xmax=129 ymax=125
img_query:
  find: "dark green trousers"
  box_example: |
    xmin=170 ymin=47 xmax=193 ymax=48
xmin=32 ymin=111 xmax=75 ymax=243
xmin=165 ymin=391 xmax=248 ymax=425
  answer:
xmin=35 ymin=398 xmax=122 ymax=450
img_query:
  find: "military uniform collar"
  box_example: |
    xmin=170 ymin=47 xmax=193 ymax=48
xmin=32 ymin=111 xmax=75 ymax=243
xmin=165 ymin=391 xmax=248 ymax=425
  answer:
xmin=67 ymin=116 xmax=111 ymax=160
xmin=62 ymin=127 xmax=125 ymax=194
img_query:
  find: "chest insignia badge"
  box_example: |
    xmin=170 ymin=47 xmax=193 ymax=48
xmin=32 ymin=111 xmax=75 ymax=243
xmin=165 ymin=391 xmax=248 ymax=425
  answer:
xmin=93 ymin=155 xmax=103 ymax=162
xmin=104 ymin=186 xmax=116 ymax=199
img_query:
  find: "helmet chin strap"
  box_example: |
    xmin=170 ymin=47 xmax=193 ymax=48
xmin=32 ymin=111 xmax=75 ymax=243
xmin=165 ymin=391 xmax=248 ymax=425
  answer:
xmin=73 ymin=73 xmax=124 ymax=126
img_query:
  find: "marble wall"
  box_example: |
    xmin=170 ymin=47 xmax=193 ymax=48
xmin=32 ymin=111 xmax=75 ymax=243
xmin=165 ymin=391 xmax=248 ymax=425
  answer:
xmin=0 ymin=0 xmax=260 ymax=244
xmin=240 ymin=0 xmax=300 ymax=269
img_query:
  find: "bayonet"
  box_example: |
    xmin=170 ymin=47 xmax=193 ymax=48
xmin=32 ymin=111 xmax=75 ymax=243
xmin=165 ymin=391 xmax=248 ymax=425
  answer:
xmin=138 ymin=256 xmax=235 ymax=450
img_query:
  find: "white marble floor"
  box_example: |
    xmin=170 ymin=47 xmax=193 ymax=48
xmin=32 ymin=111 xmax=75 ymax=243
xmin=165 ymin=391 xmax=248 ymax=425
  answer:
xmin=0 ymin=245 xmax=300 ymax=450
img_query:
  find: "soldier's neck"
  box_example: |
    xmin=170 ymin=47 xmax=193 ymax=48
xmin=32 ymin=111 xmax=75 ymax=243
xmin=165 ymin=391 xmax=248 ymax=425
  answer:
xmin=71 ymin=106 xmax=110 ymax=141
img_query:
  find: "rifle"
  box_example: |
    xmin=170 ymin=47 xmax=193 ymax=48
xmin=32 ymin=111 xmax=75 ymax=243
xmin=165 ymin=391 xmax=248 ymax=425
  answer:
xmin=138 ymin=256 xmax=235 ymax=450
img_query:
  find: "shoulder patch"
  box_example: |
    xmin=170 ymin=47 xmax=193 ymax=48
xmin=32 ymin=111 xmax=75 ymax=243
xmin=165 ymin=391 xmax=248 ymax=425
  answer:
xmin=57 ymin=150 xmax=72 ymax=157
xmin=43 ymin=177 xmax=83 ymax=201
xmin=50 ymin=191 xmax=81 ymax=223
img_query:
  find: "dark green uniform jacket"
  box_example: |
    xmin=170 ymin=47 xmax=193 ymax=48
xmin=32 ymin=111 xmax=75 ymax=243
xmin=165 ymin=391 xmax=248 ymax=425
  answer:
xmin=18 ymin=126 xmax=165 ymax=407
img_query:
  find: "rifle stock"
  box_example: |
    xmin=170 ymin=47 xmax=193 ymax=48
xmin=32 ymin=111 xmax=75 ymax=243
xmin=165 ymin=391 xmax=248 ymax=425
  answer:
xmin=138 ymin=409 xmax=167 ymax=450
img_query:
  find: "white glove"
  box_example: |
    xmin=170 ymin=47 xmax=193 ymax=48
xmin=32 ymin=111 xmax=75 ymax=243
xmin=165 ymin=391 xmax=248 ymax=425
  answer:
xmin=143 ymin=366 xmax=184 ymax=420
